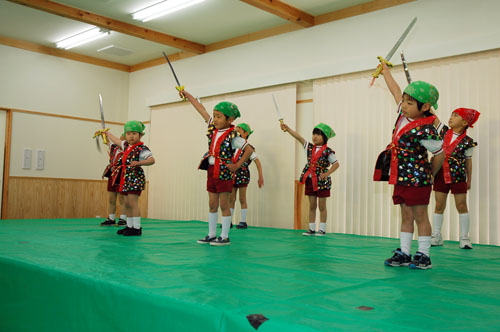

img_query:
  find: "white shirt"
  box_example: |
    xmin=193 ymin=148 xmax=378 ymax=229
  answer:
xmin=120 ymin=141 xmax=153 ymax=161
xmin=450 ymin=132 xmax=474 ymax=159
xmin=303 ymin=141 xmax=337 ymax=178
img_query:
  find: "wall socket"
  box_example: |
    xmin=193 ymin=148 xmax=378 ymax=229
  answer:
xmin=22 ymin=149 xmax=32 ymax=169
xmin=36 ymin=150 xmax=45 ymax=170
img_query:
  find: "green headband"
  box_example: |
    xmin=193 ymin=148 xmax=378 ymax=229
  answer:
xmin=214 ymin=101 xmax=240 ymax=119
xmin=123 ymin=120 xmax=145 ymax=135
xmin=236 ymin=123 xmax=254 ymax=137
xmin=403 ymin=80 xmax=439 ymax=110
xmin=314 ymin=123 xmax=335 ymax=139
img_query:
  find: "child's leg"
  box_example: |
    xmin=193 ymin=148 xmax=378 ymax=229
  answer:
xmin=413 ymin=204 xmax=431 ymax=256
xmin=308 ymin=196 xmax=318 ymax=231
xmin=318 ymin=197 xmax=327 ymax=233
xmin=432 ymin=192 xmax=448 ymax=242
xmin=454 ymin=193 xmax=471 ymax=247
xmin=107 ymin=191 xmax=118 ymax=220
xmin=123 ymin=194 xmax=133 ymax=228
xmin=238 ymin=187 xmax=248 ymax=224
xmin=229 ymin=188 xmax=237 ymax=218
xmin=219 ymin=192 xmax=232 ymax=239
xmin=207 ymin=192 xmax=220 ymax=237
xmin=127 ymin=194 xmax=141 ymax=229
xmin=118 ymin=193 xmax=126 ymax=221
xmin=400 ymin=204 xmax=415 ymax=255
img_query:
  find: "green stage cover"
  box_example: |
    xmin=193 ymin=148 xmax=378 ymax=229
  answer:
xmin=0 ymin=219 xmax=499 ymax=331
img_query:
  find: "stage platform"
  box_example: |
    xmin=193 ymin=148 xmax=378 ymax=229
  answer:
xmin=1 ymin=218 xmax=499 ymax=332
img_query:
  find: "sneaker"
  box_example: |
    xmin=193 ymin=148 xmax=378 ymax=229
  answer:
xmin=117 ymin=226 xmax=131 ymax=235
xmin=316 ymin=230 xmax=326 ymax=236
xmin=431 ymin=233 xmax=443 ymax=246
xmin=123 ymin=227 xmax=142 ymax=236
xmin=302 ymin=229 xmax=316 ymax=236
xmin=117 ymin=218 xmax=127 ymax=226
xmin=459 ymin=238 xmax=473 ymax=249
xmin=236 ymin=222 xmax=248 ymax=229
xmin=409 ymin=252 xmax=432 ymax=270
xmin=384 ymin=248 xmax=412 ymax=267
xmin=100 ymin=218 xmax=116 ymax=226
xmin=210 ymin=237 xmax=230 ymax=246
xmin=197 ymin=235 xmax=216 ymax=244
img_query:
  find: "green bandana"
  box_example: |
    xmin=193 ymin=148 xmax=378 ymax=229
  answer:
xmin=314 ymin=123 xmax=335 ymax=139
xmin=214 ymin=101 xmax=240 ymax=119
xmin=123 ymin=120 xmax=145 ymax=135
xmin=236 ymin=123 xmax=254 ymax=137
xmin=403 ymin=80 xmax=439 ymax=110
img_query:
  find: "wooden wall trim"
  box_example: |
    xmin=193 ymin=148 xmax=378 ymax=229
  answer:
xmin=296 ymin=99 xmax=313 ymax=104
xmin=10 ymin=108 xmax=126 ymax=125
xmin=1 ymin=110 xmax=13 ymax=219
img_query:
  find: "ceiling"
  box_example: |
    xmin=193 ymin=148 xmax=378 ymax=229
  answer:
xmin=0 ymin=0 xmax=403 ymax=69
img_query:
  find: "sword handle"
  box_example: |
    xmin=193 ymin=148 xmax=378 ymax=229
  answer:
xmin=370 ymin=57 xmax=394 ymax=86
xmin=102 ymin=132 xmax=108 ymax=145
xmin=176 ymin=85 xmax=187 ymax=101
xmin=279 ymin=119 xmax=287 ymax=132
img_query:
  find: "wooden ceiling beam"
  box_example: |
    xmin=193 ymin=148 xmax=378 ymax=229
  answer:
xmin=7 ymin=0 xmax=206 ymax=54
xmin=240 ymin=0 xmax=314 ymax=28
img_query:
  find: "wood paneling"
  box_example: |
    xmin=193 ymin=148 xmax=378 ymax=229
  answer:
xmin=6 ymin=177 xmax=148 ymax=219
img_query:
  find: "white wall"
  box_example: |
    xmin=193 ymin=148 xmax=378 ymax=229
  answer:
xmin=128 ymin=0 xmax=500 ymax=121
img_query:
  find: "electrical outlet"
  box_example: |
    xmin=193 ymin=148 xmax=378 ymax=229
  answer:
xmin=36 ymin=150 xmax=45 ymax=170
xmin=22 ymin=149 xmax=31 ymax=169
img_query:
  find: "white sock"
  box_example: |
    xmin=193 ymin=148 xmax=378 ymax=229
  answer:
xmin=208 ymin=212 xmax=218 ymax=238
xmin=400 ymin=232 xmax=413 ymax=255
xmin=132 ymin=216 xmax=141 ymax=229
xmin=309 ymin=223 xmax=316 ymax=231
xmin=418 ymin=236 xmax=431 ymax=257
xmin=241 ymin=209 xmax=247 ymax=223
xmin=126 ymin=217 xmax=133 ymax=228
xmin=221 ymin=216 xmax=232 ymax=239
xmin=432 ymin=213 xmax=443 ymax=236
xmin=120 ymin=214 xmax=127 ymax=221
xmin=319 ymin=222 xmax=326 ymax=232
xmin=459 ymin=213 xmax=470 ymax=239
xmin=109 ymin=213 xmax=115 ymax=221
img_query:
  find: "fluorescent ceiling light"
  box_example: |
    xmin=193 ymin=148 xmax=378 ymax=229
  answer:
xmin=132 ymin=0 xmax=206 ymax=22
xmin=56 ymin=27 xmax=110 ymax=50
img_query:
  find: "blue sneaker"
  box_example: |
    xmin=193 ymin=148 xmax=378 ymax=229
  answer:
xmin=210 ymin=237 xmax=230 ymax=246
xmin=384 ymin=248 xmax=412 ymax=267
xmin=197 ymin=235 xmax=216 ymax=244
xmin=409 ymin=252 xmax=432 ymax=270
xmin=236 ymin=222 xmax=248 ymax=229
xmin=302 ymin=229 xmax=316 ymax=236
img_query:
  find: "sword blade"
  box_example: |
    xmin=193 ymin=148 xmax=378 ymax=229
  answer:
xmin=272 ymin=94 xmax=282 ymax=120
xmin=385 ymin=17 xmax=417 ymax=61
xmin=400 ymin=51 xmax=412 ymax=84
xmin=162 ymin=51 xmax=181 ymax=87
xmin=99 ymin=93 xmax=105 ymax=129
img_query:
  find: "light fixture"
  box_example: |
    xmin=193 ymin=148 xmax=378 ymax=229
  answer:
xmin=56 ymin=27 xmax=110 ymax=50
xmin=132 ymin=0 xmax=206 ymax=22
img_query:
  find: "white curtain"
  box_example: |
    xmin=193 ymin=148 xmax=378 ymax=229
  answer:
xmin=313 ymin=49 xmax=500 ymax=245
xmin=148 ymin=84 xmax=297 ymax=228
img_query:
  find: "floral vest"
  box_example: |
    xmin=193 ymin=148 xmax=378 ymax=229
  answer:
xmin=299 ymin=143 xmax=334 ymax=191
xmin=389 ymin=113 xmax=440 ymax=187
xmin=118 ymin=141 xmax=149 ymax=192
xmin=199 ymin=124 xmax=238 ymax=181
xmin=232 ymin=148 xmax=252 ymax=185
xmin=102 ymin=144 xmax=123 ymax=179
xmin=440 ymin=126 xmax=476 ymax=184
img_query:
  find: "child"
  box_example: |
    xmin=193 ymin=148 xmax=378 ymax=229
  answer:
xmin=100 ymin=135 xmax=127 ymax=227
xmin=230 ymin=123 xmax=264 ymax=229
xmin=181 ymin=90 xmax=254 ymax=246
xmin=280 ymin=122 xmax=339 ymax=236
xmin=379 ymin=62 xmax=444 ymax=269
xmin=103 ymin=121 xmax=155 ymax=236
xmin=431 ymin=108 xmax=479 ymax=249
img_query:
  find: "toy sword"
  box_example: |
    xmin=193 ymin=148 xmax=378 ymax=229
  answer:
xmin=400 ymin=51 xmax=412 ymax=84
xmin=272 ymin=94 xmax=286 ymax=132
xmin=370 ymin=17 xmax=417 ymax=86
xmin=92 ymin=93 xmax=109 ymax=144
xmin=162 ymin=51 xmax=186 ymax=100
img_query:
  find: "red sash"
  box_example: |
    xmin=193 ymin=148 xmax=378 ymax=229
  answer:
xmin=119 ymin=141 xmax=144 ymax=191
xmin=388 ymin=115 xmax=436 ymax=185
xmin=442 ymin=130 xmax=466 ymax=184
xmin=301 ymin=145 xmax=328 ymax=191
xmin=209 ymin=127 xmax=234 ymax=179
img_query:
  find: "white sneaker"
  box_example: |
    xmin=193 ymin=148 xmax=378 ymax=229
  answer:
xmin=459 ymin=238 xmax=473 ymax=249
xmin=431 ymin=233 xmax=443 ymax=246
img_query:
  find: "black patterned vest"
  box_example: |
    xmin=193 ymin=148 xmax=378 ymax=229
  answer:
xmin=440 ymin=126 xmax=476 ymax=184
xmin=232 ymin=148 xmax=252 ymax=185
xmin=102 ymin=144 xmax=123 ymax=179
xmin=299 ymin=143 xmax=334 ymax=191
xmin=199 ymin=124 xmax=239 ymax=181
xmin=119 ymin=142 xmax=149 ymax=192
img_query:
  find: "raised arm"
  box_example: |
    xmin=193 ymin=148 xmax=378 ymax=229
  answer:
xmin=280 ymin=122 xmax=305 ymax=145
xmin=182 ymin=90 xmax=210 ymax=123
xmin=253 ymin=158 xmax=264 ymax=188
xmin=104 ymin=131 xmax=122 ymax=147
xmin=381 ymin=62 xmax=402 ymax=105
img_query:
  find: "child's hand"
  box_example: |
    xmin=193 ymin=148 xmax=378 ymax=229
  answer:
xmin=319 ymin=173 xmax=329 ymax=180
xmin=180 ymin=89 xmax=191 ymax=100
xmin=381 ymin=61 xmax=391 ymax=76
xmin=280 ymin=123 xmax=289 ymax=132
xmin=258 ymin=177 xmax=264 ymax=188
xmin=129 ymin=161 xmax=140 ymax=167
xmin=226 ymin=162 xmax=240 ymax=172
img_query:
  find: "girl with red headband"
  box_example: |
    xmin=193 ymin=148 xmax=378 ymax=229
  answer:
xmin=431 ymin=108 xmax=480 ymax=249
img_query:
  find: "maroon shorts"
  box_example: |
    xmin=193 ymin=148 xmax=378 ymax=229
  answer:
xmin=107 ymin=177 xmax=120 ymax=193
xmin=207 ymin=166 xmax=233 ymax=193
xmin=392 ymin=185 xmax=432 ymax=206
xmin=433 ymin=169 xmax=468 ymax=194
xmin=233 ymin=183 xmax=248 ymax=188
xmin=119 ymin=190 xmax=142 ymax=196
xmin=304 ymin=177 xmax=330 ymax=198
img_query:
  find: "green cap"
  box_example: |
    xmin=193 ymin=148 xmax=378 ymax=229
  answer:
xmin=236 ymin=123 xmax=254 ymax=137
xmin=403 ymin=80 xmax=439 ymax=110
xmin=123 ymin=120 xmax=145 ymax=135
xmin=214 ymin=101 xmax=240 ymax=119
xmin=314 ymin=123 xmax=335 ymax=139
